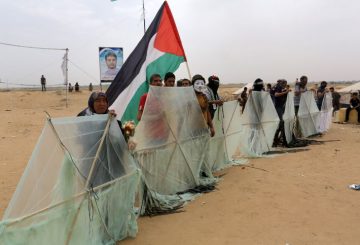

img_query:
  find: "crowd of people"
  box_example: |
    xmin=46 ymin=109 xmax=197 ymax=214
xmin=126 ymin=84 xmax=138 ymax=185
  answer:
xmin=78 ymin=73 xmax=360 ymax=150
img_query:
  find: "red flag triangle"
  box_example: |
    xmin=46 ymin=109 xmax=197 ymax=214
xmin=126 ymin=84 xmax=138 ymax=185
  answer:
xmin=154 ymin=1 xmax=187 ymax=60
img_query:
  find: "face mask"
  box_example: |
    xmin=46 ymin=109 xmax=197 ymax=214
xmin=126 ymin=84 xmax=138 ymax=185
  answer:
xmin=194 ymin=80 xmax=207 ymax=93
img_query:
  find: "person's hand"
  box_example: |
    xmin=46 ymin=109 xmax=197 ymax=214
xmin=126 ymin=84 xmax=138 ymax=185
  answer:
xmin=108 ymin=109 xmax=117 ymax=117
xmin=128 ymin=140 xmax=137 ymax=151
xmin=209 ymin=126 xmax=215 ymax=137
xmin=217 ymin=99 xmax=224 ymax=106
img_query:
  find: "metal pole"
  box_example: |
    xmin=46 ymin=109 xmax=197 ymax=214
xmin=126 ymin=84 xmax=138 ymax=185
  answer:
xmin=65 ymin=48 xmax=69 ymax=108
xmin=185 ymin=61 xmax=192 ymax=80
xmin=143 ymin=0 xmax=146 ymax=33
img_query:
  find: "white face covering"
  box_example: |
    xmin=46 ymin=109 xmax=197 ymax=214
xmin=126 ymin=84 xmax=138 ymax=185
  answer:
xmin=193 ymin=80 xmax=207 ymax=93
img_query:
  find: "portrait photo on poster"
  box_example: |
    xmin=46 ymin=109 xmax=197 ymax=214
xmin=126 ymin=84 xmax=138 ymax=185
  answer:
xmin=99 ymin=47 xmax=123 ymax=83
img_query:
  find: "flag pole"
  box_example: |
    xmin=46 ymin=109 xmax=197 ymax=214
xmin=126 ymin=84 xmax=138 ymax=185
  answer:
xmin=65 ymin=48 xmax=69 ymax=108
xmin=185 ymin=61 xmax=192 ymax=80
xmin=143 ymin=0 xmax=146 ymax=33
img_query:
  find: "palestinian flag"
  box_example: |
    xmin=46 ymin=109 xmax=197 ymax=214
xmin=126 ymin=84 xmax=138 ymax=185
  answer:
xmin=107 ymin=1 xmax=186 ymax=123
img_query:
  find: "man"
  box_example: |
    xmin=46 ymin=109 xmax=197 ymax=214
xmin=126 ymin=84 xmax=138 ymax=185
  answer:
xmin=103 ymin=52 xmax=120 ymax=80
xmin=316 ymin=81 xmax=328 ymax=110
xmin=75 ymin=82 xmax=80 ymax=92
xmin=252 ymin=78 xmax=264 ymax=92
xmin=164 ymin=72 xmax=175 ymax=87
xmin=181 ymin=79 xmax=191 ymax=87
xmin=344 ymin=93 xmax=360 ymax=123
xmin=40 ymin=75 xmax=46 ymax=91
xmin=293 ymin=76 xmax=308 ymax=138
xmin=137 ymin=74 xmax=162 ymax=121
xmin=294 ymin=75 xmax=308 ymax=115
xmin=203 ymin=75 xmax=223 ymax=119
xmin=329 ymin=87 xmax=341 ymax=112
xmin=273 ymin=79 xmax=290 ymax=147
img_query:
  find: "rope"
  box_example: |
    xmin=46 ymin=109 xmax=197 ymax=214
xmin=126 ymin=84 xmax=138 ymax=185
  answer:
xmin=68 ymin=59 xmax=98 ymax=82
xmin=45 ymin=112 xmax=87 ymax=181
xmin=0 ymin=41 xmax=66 ymax=51
xmin=0 ymin=81 xmax=65 ymax=87
xmin=88 ymin=186 xmax=116 ymax=242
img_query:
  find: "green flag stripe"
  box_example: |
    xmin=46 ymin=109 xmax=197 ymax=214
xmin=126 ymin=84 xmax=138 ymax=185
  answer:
xmin=121 ymin=53 xmax=185 ymax=123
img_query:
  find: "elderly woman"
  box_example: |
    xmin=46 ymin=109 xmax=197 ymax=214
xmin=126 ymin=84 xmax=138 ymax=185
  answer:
xmin=192 ymin=74 xmax=215 ymax=137
xmin=77 ymin=92 xmax=135 ymax=142
xmin=78 ymin=92 xmax=113 ymax=116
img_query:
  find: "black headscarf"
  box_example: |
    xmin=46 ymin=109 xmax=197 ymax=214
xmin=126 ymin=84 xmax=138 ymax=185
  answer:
xmin=88 ymin=92 xmax=108 ymax=113
xmin=252 ymin=78 xmax=264 ymax=91
xmin=208 ymin=75 xmax=220 ymax=96
xmin=78 ymin=92 xmax=109 ymax=116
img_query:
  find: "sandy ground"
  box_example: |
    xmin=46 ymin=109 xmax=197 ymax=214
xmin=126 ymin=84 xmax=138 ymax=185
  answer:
xmin=1 ymin=88 xmax=360 ymax=245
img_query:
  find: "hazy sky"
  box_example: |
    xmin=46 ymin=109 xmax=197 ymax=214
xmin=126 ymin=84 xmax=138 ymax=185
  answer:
xmin=1 ymin=0 xmax=360 ymax=86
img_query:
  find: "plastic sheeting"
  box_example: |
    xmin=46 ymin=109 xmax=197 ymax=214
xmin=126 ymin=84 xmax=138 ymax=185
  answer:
xmin=239 ymin=91 xmax=280 ymax=157
xmin=319 ymin=92 xmax=333 ymax=133
xmin=0 ymin=115 xmax=140 ymax=245
xmin=132 ymin=87 xmax=216 ymax=196
xmin=206 ymin=107 xmax=231 ymax=171
xmin=298 ymin=91 xmax=320 ymax=137
xmin=207 ymin=101 xmax=248 ymax=171
xmin=222 ymin=100 xmax=248 ymax=162
xmin=283 ymin=92 xmax=296 ymax=144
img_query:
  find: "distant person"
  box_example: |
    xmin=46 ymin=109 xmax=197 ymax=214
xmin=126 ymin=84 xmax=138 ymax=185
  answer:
xmin=164 ymin=72 xmax=175 ymax=87
xmin=75 ymin=82 xmax=80 ymax=92
xmin=181 ymin=78 xmax=191 ymax=87
xmin=266 ymin=83 xmax=272 ymax=92
xmin=176 ymin=79 xmax=183 ymax=87
xmin=68 ymin=83 xmax=73 ymax=92
xmin=267 ymin=83 xmax=276 ymax=103
xmin=89 ymin=83 xmax=93 ymax=91
xmin=344 ymin=93 xmax=360 ymax=123
xmin=329 ymin=87 xmax=341 ymax=112
xmin=238 ymin=87 xmax=248 ymax=113
xmin=316 ymin=81 xmax=328 ymax=110
xmin=192 ymin=74 xmax=215 ymax=137
xmin=103 ymin=51 xmax=120 ymax=80
xmin=137 ymin=74 xmax=162 ymax=121
xmin=294 ymin=75 xmax=308 ymax=115
xmin=294 ymin=75 xmax=308 ymax=138
xmin=204 ymin=75 xmax=223 ymax=119
xmin=273 ymin=79 xmax=290 ymax=147
xmin=252 ymin=78 xmax=265 ymax=92
xmin=40 ymin=75 xmax=46 ymax=91
xmin=312 ymin=83 xmax=319 ymax=105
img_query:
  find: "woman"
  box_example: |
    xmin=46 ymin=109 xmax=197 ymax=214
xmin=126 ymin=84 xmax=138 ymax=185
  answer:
xmin=78 ymin=92 xmax=113 ymax=116
xmin=192 ymin=74 xmax=215 ymax=137
xmin=78 ymin=92 xmax=135 ymax=142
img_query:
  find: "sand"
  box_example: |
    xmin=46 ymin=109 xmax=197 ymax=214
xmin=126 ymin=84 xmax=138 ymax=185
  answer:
xmin=1 ymin=88 xmax=360 ymax=245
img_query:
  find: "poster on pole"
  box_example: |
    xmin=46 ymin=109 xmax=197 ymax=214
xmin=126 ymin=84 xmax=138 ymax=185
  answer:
xmin=99 ymin=47 xmax=123 ymax=83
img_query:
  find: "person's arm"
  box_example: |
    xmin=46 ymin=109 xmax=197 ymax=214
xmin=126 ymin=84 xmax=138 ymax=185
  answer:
xmin=209 ymin=99 xmax=224 ymax=106
xmin=137 ymin=110 xmax=143 ymax=121
xmin=354 ymin=99 xmax=360 ymax=109
xmin=349 ymin=99 xmax=354 ymax=108
xmin=317 ymin=89 xmax=326 ymax=98
xmin=275 ymin=88 xmax=288 ymax=97
xmin=206 ymin=110 xmax=215 ymax=137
